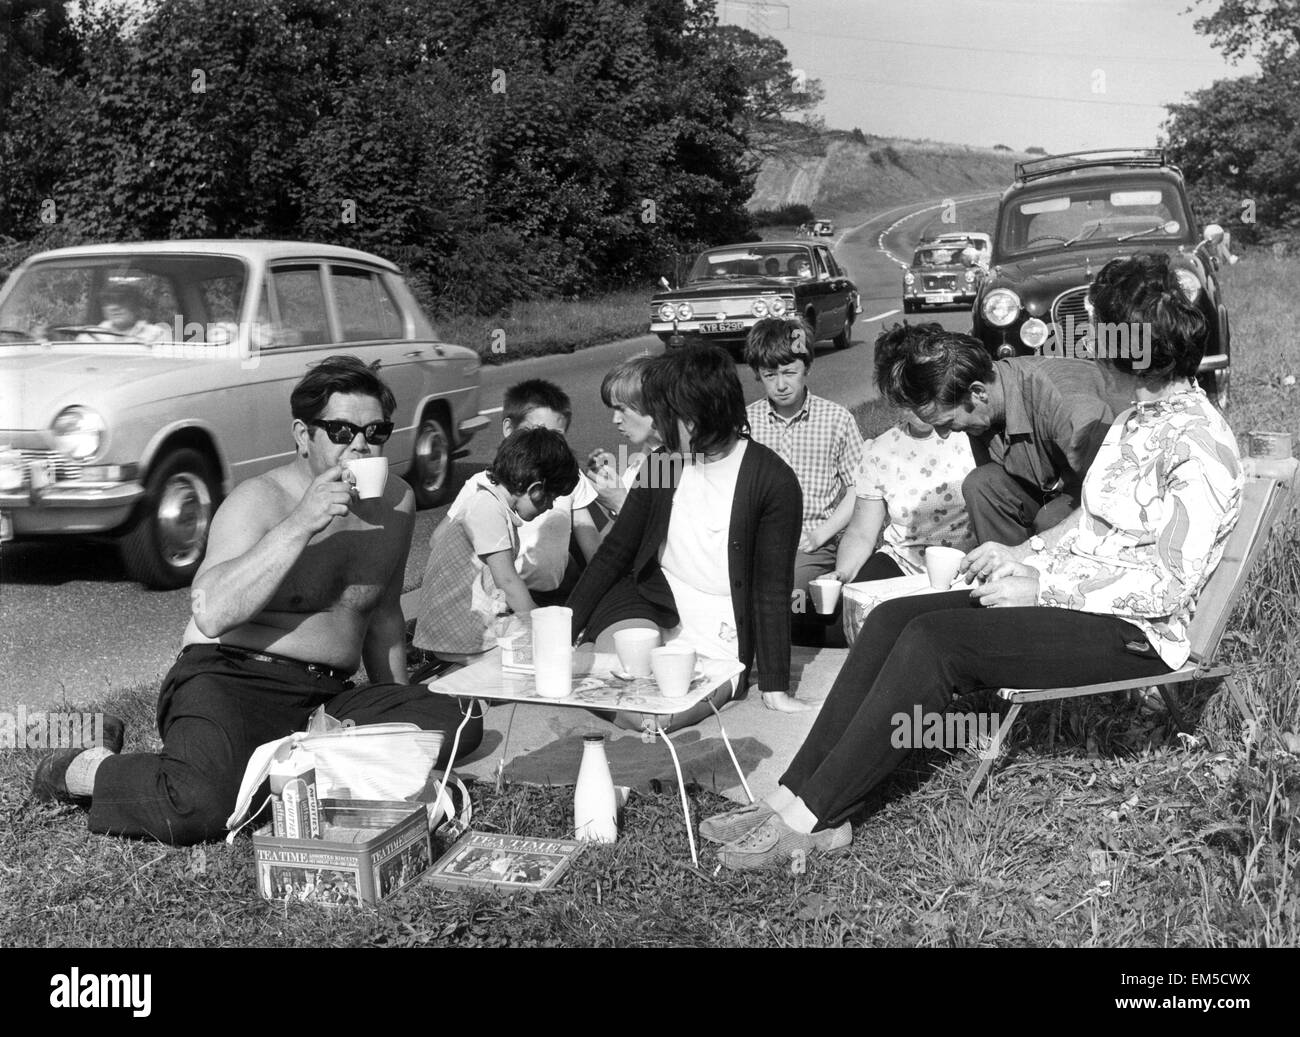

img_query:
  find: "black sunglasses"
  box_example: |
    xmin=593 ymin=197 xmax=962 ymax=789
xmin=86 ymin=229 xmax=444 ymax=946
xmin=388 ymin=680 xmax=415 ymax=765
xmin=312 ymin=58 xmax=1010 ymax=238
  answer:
xmin=307 ymin=418 xmax=394 ymax=445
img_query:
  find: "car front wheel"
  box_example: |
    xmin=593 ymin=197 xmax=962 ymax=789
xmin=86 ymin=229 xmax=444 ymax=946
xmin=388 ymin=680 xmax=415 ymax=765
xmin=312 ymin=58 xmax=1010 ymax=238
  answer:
xmin=119 ymin=447 xmax=218 ymax=589
xmin=832 ymin=312 xmax=853 ymax=350
xmin=411 ymin=411 xmax=454 ymax=509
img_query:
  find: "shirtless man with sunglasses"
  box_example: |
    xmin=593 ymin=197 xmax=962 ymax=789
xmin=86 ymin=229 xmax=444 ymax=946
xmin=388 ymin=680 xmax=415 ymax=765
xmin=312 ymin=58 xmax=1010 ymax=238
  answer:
xmin=31 ymin=356 xmax=480 ymax=844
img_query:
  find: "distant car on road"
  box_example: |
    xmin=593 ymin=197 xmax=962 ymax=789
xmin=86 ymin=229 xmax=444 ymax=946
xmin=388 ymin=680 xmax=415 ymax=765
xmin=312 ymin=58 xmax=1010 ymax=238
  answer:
xmin=903 ymin=238 xmax=986 ymax=312
xmin=971 ymin=148 xmax=1230 ymax=407
xmin=650 ymin=240 xmax=859 ymax=354
xmin=0 ymin=240 xmax=489 ymax=587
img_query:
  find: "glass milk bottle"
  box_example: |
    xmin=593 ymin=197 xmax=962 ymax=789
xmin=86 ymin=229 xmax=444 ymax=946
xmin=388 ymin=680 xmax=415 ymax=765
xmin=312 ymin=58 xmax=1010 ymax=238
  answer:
xmin=574 ymin=735 xmax=618 ymax=843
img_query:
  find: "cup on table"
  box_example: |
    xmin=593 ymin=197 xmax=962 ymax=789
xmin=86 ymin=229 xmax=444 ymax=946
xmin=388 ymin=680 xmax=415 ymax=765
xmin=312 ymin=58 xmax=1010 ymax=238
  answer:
xmin=531 ymin=606 xmax=574 ymax=698
xmin=924 ymin=545 xmax=966 ymax=591
xmin=343 ymin=456 xmax=388 ymax=500
xmin=613 ymin=628 xmax=660 ymax=677
xmin=808 ymin=576 xmax=842 ymax=614
xmin=650 ymin=645 xmax=697 ymax=699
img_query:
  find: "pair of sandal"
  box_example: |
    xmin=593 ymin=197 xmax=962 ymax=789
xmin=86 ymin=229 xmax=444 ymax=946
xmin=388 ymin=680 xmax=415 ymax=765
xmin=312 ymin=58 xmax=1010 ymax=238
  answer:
xmin=700 ymin=800 xmax=852 ymax=871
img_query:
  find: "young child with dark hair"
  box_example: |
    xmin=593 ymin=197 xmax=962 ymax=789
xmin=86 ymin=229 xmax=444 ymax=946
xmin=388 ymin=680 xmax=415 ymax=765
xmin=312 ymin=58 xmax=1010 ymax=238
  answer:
xmin=451 ymin=378 xmax=602 ymax=606
xmin=412 ymin=426 xmax=579 ymax=657
xmin=743 ymin=317 xmax=862 ymax=630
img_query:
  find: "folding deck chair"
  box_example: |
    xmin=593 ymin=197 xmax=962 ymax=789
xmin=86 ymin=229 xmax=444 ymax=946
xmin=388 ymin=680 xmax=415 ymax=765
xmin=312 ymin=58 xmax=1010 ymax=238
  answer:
xmin=965 ymin=468 xmax=1297 ymax=800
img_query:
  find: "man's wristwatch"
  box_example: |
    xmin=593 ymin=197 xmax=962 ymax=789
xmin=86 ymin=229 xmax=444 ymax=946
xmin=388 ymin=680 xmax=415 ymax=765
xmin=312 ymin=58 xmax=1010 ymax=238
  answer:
xmin=1028 ymin=535 xmax=1046 ymax=553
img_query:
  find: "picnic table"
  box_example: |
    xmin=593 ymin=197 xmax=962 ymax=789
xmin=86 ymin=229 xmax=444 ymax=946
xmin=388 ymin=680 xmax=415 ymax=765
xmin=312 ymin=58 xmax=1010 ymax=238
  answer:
xmin=426 ymin=647 xmax=747 ymax=865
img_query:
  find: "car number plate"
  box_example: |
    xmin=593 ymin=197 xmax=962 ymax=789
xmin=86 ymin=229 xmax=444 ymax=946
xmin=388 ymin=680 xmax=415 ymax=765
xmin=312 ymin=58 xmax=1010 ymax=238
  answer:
xmin=700 ymin=321 xmax=745 ymax=334
xmin=0 ymin=511 xmax=12 ymax=543
xmin=925 ymin=293 xmax=954 ymax=304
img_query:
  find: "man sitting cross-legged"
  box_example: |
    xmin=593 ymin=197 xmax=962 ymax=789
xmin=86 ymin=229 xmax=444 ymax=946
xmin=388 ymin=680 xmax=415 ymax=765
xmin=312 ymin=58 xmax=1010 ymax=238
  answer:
xmin=30 ymin=356 xmax=481 ymax=845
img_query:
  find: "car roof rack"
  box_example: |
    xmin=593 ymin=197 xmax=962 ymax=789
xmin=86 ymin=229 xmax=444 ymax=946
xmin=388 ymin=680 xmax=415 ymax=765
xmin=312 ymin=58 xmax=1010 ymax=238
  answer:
xmin=1014 ymin=148 xmax=1167 ymax=183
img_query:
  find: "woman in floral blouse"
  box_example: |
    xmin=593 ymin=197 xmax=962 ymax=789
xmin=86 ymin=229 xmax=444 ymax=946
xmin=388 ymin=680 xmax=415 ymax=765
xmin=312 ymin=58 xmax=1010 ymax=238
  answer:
xmin=705 ymin=253 xmax=1243 ymax=870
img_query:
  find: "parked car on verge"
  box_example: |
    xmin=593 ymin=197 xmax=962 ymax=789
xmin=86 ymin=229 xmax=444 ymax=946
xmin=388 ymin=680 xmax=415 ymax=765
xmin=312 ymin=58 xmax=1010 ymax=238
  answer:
xmin=903 ymin=238 xmax=986 ymax=312
xmin=971 ymin=149 xmax=1230 ymax=407
xmin=812 ymin=219 xmax=834 ymax=237
xmin=0 ymin=240 xmax=490 ymax=588
xmin=650 ymin=241 xmax=859 ymax=354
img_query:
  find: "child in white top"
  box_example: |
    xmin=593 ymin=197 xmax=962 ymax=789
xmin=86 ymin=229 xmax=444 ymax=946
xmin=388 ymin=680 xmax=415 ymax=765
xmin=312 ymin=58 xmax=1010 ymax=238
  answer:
xmin=412 ymin=427 xmax=578 ymax=656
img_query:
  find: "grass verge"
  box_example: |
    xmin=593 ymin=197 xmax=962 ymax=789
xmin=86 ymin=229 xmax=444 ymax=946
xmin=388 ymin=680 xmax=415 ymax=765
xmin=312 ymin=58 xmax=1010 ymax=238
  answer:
xmin=3 ymin=255 xmax=1297 ymax=947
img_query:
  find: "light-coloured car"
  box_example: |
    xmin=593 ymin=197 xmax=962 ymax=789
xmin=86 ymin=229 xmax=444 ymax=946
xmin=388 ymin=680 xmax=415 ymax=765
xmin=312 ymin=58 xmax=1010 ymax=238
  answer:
xmin=0 ymin=240 xmax=489 ymax=587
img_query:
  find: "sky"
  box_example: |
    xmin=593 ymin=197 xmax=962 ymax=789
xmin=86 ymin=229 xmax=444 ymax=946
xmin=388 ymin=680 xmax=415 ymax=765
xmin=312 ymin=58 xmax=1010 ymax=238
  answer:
xmin=718 ymin=0 xmax=1257 ymax=152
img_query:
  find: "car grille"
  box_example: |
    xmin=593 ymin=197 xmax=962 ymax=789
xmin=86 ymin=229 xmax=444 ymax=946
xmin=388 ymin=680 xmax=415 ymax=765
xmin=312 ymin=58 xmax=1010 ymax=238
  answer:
xmin=923 ymin=275 xmax=957 ymax=292
xmin=16 ymin=449 xmax=82 ymax=484
xmin=1051 ymin=287 xmax=1091 ymax=330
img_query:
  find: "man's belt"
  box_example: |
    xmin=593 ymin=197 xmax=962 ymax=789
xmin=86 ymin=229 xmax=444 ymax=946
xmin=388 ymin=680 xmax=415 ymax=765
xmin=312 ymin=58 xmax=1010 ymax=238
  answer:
xmin=180 ymin=643 xmax=349 ymax=681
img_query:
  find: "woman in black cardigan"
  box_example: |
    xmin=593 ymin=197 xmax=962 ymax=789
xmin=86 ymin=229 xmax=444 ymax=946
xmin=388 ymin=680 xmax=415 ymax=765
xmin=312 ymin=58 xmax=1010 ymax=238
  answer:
xmin=567 ymin=346 xmax=806 ymax=732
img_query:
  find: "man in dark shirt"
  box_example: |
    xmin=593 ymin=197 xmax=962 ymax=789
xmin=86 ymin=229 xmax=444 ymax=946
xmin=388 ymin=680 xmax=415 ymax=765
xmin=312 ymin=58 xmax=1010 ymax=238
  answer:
xmin=877 ymin=329 xmax=1118 ymax=545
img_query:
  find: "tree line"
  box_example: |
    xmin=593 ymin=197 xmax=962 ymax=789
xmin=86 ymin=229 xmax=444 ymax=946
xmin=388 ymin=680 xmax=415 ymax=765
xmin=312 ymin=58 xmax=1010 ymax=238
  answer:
xmin=0 ymin=0 xmax=821 ymax=316
xmin=1165 ymin=1 xmax=1300 ymax=248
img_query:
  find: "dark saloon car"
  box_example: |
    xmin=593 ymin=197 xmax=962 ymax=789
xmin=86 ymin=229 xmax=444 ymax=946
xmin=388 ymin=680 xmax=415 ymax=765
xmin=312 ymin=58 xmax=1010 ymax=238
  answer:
xmin=971 ymin=149 xmax=1231 ymax=407
xmin=650 ymin=241 xmax=859 ymax=353
xmin=903 ymin=238 xmax=985 ymax=312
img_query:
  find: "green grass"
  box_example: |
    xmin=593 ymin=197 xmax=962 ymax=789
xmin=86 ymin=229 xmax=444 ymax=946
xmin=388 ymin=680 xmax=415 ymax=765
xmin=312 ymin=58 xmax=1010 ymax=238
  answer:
xmin=4 ymin=254 xmax=1299 ymax=947
xmin=435 ymin=287 xmax=653 ymax=365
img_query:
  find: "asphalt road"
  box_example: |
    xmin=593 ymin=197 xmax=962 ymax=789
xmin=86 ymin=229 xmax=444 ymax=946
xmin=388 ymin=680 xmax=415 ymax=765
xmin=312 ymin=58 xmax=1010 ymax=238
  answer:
xmin=0 ymin=194 xmax=996 ymax=711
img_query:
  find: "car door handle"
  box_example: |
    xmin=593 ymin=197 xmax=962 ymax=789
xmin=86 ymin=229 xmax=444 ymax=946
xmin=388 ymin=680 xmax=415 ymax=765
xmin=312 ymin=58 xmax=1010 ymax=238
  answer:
xmin=403 ymin=350 xmax=424 ymax=358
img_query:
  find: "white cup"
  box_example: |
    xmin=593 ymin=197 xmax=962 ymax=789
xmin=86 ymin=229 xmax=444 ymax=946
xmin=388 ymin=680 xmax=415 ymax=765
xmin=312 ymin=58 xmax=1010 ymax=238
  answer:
xmin=613 ymin=628 xmax=660 ymax=677
xmin=650 ymin=646 xmax=697 ymax=699
xmin=924 ymin=545 xmax=966 ymax=591
xmin=531 ymin=606 xmax=574 ymax=698
xmin=809 ymin=577 xmax=842 ymax=614
xmin=344 ymin=456 xmax=388 ymax=500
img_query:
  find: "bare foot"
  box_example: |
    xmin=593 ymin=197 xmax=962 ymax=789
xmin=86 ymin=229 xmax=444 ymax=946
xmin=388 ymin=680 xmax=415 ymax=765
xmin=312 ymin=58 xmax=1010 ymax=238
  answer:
xmin=762 ymin=692 xmax=813 ymax=713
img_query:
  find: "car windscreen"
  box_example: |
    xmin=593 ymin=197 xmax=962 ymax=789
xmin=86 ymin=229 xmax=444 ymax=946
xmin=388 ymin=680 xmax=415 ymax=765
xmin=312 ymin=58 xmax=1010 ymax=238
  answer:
xmin=0 ymin=254 xmax=249 ymax=346
xmin=912 ymin=247 xmax=966 ymax=267
xmin=997 ymin=184 xmax=1192 ymax=259
xmin=687 ymin=247 xmax=814 ymax=282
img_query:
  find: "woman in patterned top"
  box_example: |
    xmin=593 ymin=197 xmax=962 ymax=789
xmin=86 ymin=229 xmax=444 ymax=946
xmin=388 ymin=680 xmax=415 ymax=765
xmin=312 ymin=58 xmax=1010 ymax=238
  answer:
xmin=705 ymin=253 xmax=1243 ymax=870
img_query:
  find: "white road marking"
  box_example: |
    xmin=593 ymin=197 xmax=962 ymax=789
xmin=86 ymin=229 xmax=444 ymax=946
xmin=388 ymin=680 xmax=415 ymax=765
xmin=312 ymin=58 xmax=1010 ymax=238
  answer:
xmin=861 ymin=309 xmax=900 ymax=323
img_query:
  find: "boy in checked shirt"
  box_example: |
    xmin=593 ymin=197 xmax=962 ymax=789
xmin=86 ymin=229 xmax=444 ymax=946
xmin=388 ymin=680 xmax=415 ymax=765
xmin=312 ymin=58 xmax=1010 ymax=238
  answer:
xmin=744 ymin=318 xmax=862 ymax=649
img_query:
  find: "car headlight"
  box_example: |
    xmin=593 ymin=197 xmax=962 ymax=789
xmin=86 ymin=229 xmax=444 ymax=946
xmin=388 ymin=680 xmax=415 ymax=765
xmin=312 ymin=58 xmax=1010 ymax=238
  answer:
xmin=904 ymin=272 xmax=915 ymax=286
xmin=982 ymin=289 xmax=1022 ymax=327
xmin=676 ymin=303 xmax=693 ymax=320
xmin=751 ymin=299 xmax=769 ymax=318
xmin=1020 ymin=317 xmax=1049 ymax=349
xmin=1174 ymin=268 xmax=1202 ymax=303
xmin=657 ymin=303 xmax=676 ymax=322
xmin=52 ymin=406 xmax=106 ymax=461
xmin=769 ymin=297 xmax=787 ymax=316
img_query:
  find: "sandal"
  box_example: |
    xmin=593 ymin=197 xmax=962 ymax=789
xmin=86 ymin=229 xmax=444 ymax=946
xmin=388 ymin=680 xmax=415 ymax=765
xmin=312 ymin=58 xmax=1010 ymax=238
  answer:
xmin=699 ymin=800 xmax=775 ymax=844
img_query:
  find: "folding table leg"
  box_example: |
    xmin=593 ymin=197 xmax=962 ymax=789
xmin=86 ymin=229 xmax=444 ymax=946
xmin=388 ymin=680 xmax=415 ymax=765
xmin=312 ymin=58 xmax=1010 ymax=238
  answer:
xmin=495 ymin=701 xmax=518 ymax=794
xmin=707 ymin=700 xmax=755 ymax=804
xmin=656 ymin=725 xmax=700 ymax=868
xmin=965 ymin=700 xmax=1021 ymax=802
xmin=1156 ymin=684 xmax=1187 ymax=733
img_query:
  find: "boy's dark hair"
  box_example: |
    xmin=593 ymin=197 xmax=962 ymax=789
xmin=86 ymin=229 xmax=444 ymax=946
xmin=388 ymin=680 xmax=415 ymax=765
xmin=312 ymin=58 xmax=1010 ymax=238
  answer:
xmin=744 ymin=316 xmax=815 ymax=372
xmin=503 ymin=379 xmax=573 ymax=430
xmin=487 ymin=426 xmax=579 ymax=498
xmin=599 ymin=356 xmax=653 ymax=412
xmin=872 ymin=321 xmax=945 ymax=392
xmin=291 ymin=355 xmax=396 ymax=422
xmin=642 ymin=346 xmax=748 ymax=455
xmin=1089 ymin=253 xmax=1207 ymax=381
xmin=876 ymin=328 xmax=994 ymax=410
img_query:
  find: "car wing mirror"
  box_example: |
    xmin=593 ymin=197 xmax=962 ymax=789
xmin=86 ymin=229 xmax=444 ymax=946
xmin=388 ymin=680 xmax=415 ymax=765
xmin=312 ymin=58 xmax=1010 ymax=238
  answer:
xmin=658 ymin=276 xmax=671 ymax=290
xmin=1203 ymin=223 xmax=1225 ymax=244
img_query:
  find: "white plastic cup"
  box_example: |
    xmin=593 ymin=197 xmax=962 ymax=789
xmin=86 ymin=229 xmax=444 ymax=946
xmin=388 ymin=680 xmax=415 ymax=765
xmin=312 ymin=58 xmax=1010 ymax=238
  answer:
xmin=650 ymin=646 xmax=697 ymax=699
xmin=808 ymin=577 xmax=843 ymax=614
xmin=924 ymin=545 xmax=966 ymax=591
xmin=531 ymin=606 xmax=574 ymax=698
xmin=613 ymin=628 xmax=660 ymax=677
xmin=344 ymin=456 xmax=388 ymax=499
